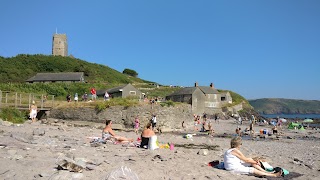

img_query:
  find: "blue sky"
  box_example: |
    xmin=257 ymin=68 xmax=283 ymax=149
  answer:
xmin=1 ymin=0 xmax=319 ymax=100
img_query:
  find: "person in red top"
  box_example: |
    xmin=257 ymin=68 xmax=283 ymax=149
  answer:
xmin=90 ymin=87 xmax=96 ymax=101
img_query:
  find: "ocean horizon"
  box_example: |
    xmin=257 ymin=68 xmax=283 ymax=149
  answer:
xmin=260 ymin=113 xmax=320 ymax=119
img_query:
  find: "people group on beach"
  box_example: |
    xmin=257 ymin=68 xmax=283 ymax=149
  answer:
xmin=91 ymin=111 xmax=293 ymax=178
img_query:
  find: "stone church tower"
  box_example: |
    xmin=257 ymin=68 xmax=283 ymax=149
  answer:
xmin=52 ymin=33 xmax=68 ymax=56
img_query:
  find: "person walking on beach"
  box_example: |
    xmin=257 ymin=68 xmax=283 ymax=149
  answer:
xmin=151 ymin=115 xmax=157 ymax=130
xmin=29 ymin=101 xmax=37 ymax=123
xmin=74 ymin=93 xmax=78 ymax=103
xmin=90 ymin=87 xmax=97 ymax=101
xmin=82 ymin=92 xmax=88 ymax=101
xmin=66 ymin=94 xmax=71 ymax=102
xmin=194 ymin=115 xmax=199 ymax=131
xmin=215 ymin=114 xmax=219 ymax=124
xmin=208 ymin=119 xmax=214 ymax=136
xmin=104 ymin=91 xmax=110 ymax=101
xmin=249 ymin=121 xmax=254 ymax=136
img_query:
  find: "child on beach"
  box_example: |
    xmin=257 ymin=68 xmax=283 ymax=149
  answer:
xmin=134 ymin=116 xmax=140 ymax=134
xmin=235 ymin=127 xmax=242 ymax=136
xmin=208 ymin=120 xmax=214 ymax=136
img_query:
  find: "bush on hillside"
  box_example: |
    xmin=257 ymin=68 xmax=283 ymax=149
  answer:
xmin=95 ymin=97 xmax=139 ymax=112
xmin=0 ymin=107 xmax=27 ymax=124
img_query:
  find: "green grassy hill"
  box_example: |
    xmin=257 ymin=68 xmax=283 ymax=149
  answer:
xmin=0 ymin=54 xmax=250 ymax=105
xmin=249 ymin=98 xmax=320 ymax=114
xmin=0 ymin=54 xmax=152 ymax=84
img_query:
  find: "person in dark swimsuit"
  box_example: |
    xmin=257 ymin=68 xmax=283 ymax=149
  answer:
xmin=140 ymin=122 xmax=155 ymax=148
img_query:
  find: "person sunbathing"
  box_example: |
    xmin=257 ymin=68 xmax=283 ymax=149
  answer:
xmin=102 ymin=120 xmax=133 ymax=143
xmin=140 ymin=122 xmax=155 ymax=148
xmin=224 ymin=136 xmax=282 ymax=177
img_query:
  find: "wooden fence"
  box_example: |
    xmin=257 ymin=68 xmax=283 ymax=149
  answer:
xmin=0 ymin=90 xmax=54 ymax=110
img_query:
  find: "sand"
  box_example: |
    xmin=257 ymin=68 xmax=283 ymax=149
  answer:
xmin=0 ymin=118 xmax=319 ymax=180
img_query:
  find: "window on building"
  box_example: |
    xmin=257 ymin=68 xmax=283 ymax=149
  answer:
xmin=129 ymin=91 xmax=136 ymax=95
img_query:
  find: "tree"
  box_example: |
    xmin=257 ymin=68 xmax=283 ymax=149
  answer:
xmin=123 ymin=68 xmax=138 ymax=77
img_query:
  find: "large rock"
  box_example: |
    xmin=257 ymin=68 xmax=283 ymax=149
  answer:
xmin=0 ymin=120 xmax=13 ymax=126
xmin=33 ymin=128 xmax=46 ymax=136
xmin=49 ymin=104 xmax=193 ymax=130
xmin=111 ymin=123 xmax=124 ymax=130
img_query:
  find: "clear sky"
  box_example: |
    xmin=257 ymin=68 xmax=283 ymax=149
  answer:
xmin=1 ymin=0 xmax=319 ymax=100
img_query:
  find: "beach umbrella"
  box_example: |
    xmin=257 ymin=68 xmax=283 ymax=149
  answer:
xmin=303 ymin=119 xmax=313 ymax=123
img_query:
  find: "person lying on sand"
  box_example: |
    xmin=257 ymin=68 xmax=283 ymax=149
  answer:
xmin=102 ymin=120 xmax=134 ymax=143
xmin=224 ymin=136 xmax=282 ymax=177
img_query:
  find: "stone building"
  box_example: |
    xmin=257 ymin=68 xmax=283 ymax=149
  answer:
xmin=96 ymin=83 xmax=143 ymax=99
xmin=166 ymin=82 xmax=232 ymax=115
xmin=52 ymin=33 xmax=68 ymax=56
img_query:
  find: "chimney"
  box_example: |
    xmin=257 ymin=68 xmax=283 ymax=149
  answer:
xmin=210 ymin=83 xmax=214 ymax=89
xmin=195 ymin=82 xmax=198 ymax=87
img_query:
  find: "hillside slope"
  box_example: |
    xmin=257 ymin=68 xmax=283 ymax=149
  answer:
xmin=0 ymin=54 xmax=152 ymax=84
xmin=249 ymin=98 xmax=320 ymax=114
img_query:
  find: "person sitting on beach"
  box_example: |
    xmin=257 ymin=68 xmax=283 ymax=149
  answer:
xmin=102 ymin=120 xmax=134 ymax=143
xmin=224 ymin=136 xmax=282 ymax=177
xmin=235 ymin=127 xmax=242 ymax=136
xmin=140 ymin=122 xmax=156 ymax=148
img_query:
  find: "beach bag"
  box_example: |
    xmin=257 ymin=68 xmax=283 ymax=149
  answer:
xmin=148 ymin=135 xmax=159 ymax=150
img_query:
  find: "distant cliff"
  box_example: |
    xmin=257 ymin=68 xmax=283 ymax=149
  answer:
xmin=249 ymin=98 xmax=320 ymax=114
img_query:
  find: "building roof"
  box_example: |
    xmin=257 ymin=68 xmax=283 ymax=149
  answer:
xmin=96 ymin=84 xmax=128 ymax=95
xmin=96 ymin=84 xmax=137 ymax=96
xmin=167 ymin=86 xmax=219 ymax=96
xmin=26 ymin=72 xmax=84 ymax=82
xmin=198 ymin=86 xmax=219 ymax=94
xmin=168 ymin=87 xmax=197 ymax=96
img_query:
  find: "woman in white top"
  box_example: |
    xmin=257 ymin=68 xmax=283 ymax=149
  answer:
xmin=223 ymin=136 xmax=282 ymax=177
xmin=29 ymin=101 xmax=37 ymax=122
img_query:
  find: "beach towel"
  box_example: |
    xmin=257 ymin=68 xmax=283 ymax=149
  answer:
xmin=148 ymin=135 xmax=159 ymax=150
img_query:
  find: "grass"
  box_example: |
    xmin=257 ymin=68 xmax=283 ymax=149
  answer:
xmin=0 ymin=107 xmax=27 ymax=124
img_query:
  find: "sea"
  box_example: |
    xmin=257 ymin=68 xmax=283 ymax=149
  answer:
xmin=260 ymin=114 xmax=320 ymax=120
xmin=260 ymin=113 xmax=320 ymax=128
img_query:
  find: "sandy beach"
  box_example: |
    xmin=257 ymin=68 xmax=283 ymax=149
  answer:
xmin=0 ymin=118 xmax=319 ymax=180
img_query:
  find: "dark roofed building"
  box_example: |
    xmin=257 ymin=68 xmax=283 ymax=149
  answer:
xmin=166 ymin=82 xmax=231 ymax=115
xmin=96 ymin=83 xmax=142 ymax=99
xmin=26 ymin=72 xmax=84 ymax=83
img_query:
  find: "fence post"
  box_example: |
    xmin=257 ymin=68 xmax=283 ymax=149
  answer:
xmin=5 ymin=93 xmax=8 ymax=104
xmin=41 ymin=94 xmax=44 ymax=109
xmin=52 ymin=95 xmax=55 ymax=108
xmin=29 ymin=93 xmax=31 ymax=110
xmin=19 ymin=93 xmax=22 ymax=105
xmin=0 ymin=90 xmax=2 ymax=108
xmin=15 ymin=92 xmax=18 ymax=108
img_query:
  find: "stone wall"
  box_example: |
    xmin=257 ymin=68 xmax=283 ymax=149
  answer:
xmin=49 ymin=104 xmax=193 ymax=129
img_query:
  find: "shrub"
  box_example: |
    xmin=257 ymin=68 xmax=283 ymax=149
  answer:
xmin=0 ymin=107 xmax=26 ymax=124
xmin=160 ymin=100 xmax=176 ymax=107
xmin=95 ymin=97 xmax=139 ymax=112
